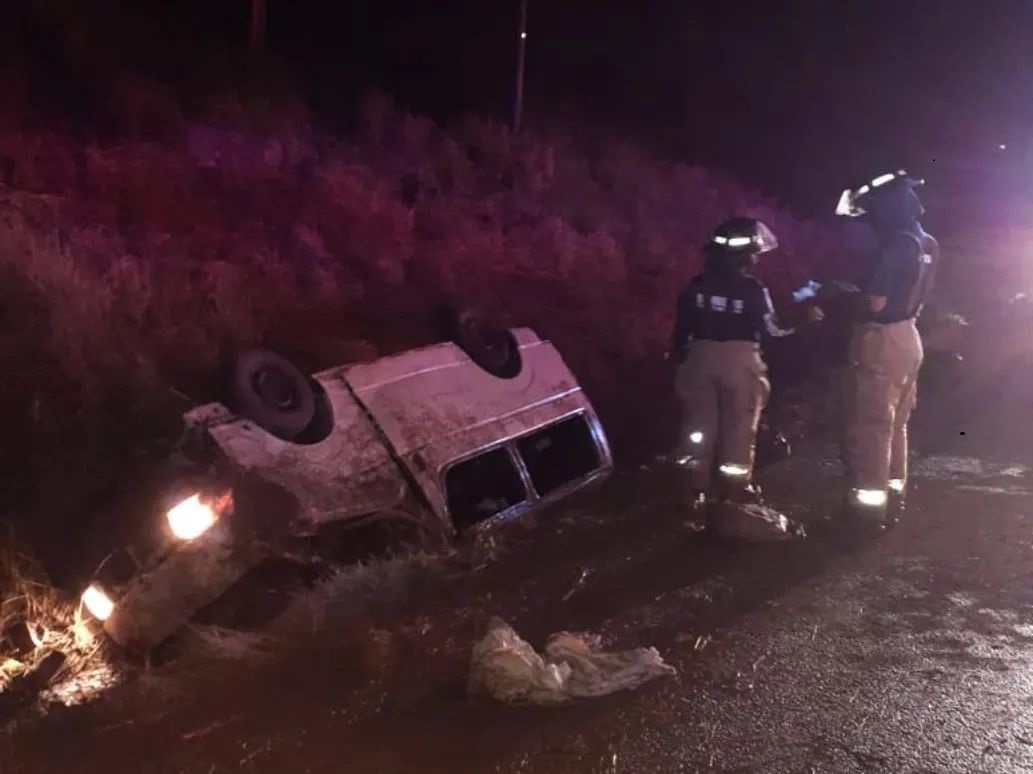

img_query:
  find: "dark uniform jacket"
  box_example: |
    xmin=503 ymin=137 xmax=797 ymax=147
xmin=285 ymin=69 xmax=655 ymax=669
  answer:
xmin=863 ymin=224 xmax=939 ymax=323
xmin=672 ymin=272 xmax=792 ymax=364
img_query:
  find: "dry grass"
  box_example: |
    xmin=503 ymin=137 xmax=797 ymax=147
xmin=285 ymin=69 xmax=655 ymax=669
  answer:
xmin=0 ymin=533 xmax=113 ymax=697
xmin=178 ymin=624 xmax=275 ymax=665
xmin=0 ymin=95 xmax=841 ymax=533
xmin=272 ymin=549 xmax=456 ymax=639
xmin=0 ymin=9 xmax=852 ymax=709
xmin=0 ymin=90 xmax=845 ymax=663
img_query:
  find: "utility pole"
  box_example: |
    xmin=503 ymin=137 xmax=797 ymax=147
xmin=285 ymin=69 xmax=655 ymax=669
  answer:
xmin=250 ymin=0 xmax=267 ymax=49
xmin=513 ymin=0 xmax=528 ymax=134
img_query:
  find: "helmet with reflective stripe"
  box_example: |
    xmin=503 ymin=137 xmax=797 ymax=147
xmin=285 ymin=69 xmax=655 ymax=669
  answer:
xmin=707 ymin=217 xmax=779 ymax=255
xmin=836 ymin=170 xmax=925 ymax=218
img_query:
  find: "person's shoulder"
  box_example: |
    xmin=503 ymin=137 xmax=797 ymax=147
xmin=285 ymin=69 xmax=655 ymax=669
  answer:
xmin=884 ymin=230 xmax=923 ymax=259
xmin=741 ymin=275 xmax=768 ymax=295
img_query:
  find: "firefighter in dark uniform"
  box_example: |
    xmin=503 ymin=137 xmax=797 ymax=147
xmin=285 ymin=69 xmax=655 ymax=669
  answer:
xmin=671 ymin=218 xmax=812 ymax=527
xmin=836 ymin=171 xmax=938 ymax=527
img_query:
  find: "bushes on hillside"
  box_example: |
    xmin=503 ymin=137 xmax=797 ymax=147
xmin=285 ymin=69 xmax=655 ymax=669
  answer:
xmin=0 ymin=94 xmax=839 ymax=567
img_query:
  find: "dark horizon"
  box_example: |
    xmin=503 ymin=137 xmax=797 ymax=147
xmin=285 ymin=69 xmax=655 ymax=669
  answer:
xmin=7 ymin=1 xmax=1033 ymax=221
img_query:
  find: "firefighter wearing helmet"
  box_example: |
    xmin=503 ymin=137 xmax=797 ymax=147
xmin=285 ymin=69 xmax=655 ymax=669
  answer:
xmin=836 ymin=170 xmax=939 ymax=529
xmin=671 ymin=217 xmax=813 ymax=535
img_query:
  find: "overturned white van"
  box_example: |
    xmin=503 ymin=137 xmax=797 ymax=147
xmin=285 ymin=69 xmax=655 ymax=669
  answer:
xmin=81 ymin=326 xmax=612 ymax=650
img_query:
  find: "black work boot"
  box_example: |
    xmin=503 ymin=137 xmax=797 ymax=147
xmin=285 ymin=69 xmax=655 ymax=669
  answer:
xmin=714 ymin=471 xmax=761 ymax=503
xmin=839 ymin=489 xmax=890 ymax=540
xmin=728 ymin=482 xmax=764 ymax=505
xmin=885 ymin=480 xmax=907 ymax=528
xmin=704 ymin=478 xmax=760 ymax=541
xmin=702 ymin=496 xmax=731 ymax=542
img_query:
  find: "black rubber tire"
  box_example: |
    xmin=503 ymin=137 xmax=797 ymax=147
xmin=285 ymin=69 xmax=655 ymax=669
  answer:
xmin=230 ymin=349 xmax=316 ymax=441
xmin=449 ymin=307 xmax=522 ymax=379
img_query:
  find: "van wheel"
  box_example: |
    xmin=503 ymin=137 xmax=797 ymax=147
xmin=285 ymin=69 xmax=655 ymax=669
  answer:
xmin=445 ymin=306 xmax=522 ymax=379
xmin=229 ymin=349 xmax=316 ymax=441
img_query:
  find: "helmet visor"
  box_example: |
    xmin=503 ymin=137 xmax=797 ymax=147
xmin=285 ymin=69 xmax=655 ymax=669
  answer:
xmin=751 ymin=220 xmax=779 ymax=253
xmin=836 ymin=187 xmax=866 ymax=217
xmin=836 ymin=170 xmax=925 ymax=217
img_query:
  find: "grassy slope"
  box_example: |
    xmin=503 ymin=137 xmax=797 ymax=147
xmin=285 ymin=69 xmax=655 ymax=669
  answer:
xmin=0 ymin=87 xmax=844 ymax=580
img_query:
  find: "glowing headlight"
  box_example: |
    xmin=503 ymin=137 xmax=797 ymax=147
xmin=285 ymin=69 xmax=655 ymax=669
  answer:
xmin=82 ymin=585 xmax=115 ymax=621
xmin=689 ymin=431 xmax=704 ymax=445
xmin=167 ymin=493 xmax=217 ymax=540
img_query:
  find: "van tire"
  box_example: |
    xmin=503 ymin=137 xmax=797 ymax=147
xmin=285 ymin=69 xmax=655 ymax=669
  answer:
xmin=444 ymin=306 xmax=522 ymax=379
xmin=230 ymin=349 xmax=316 ymax=440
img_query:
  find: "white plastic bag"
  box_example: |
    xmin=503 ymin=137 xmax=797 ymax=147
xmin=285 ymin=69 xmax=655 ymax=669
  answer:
xmin=468 ymin=618 xmax=675 ymax=704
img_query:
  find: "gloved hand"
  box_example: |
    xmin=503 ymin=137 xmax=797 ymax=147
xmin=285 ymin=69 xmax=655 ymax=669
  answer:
xmin=806 ymin=306 xmax=825 ymax=323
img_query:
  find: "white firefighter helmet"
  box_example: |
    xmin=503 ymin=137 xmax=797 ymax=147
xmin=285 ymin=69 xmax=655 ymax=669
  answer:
xmin=836 ymin=170 xmax=925 ymax=218
xmin=709 ymin=217 xmax=779 ymax=254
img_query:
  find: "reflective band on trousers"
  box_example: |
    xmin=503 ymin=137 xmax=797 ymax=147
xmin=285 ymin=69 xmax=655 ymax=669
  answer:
xmin=719 ymin=463 xmax=751 ymax=477
xmin=888 ymin=479 xmax=905 ymax=494
xmin=852 ymin=488 xmax=888 ymax=508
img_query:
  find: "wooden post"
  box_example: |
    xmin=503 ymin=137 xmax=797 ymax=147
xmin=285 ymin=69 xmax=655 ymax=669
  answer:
xmin=513 ymin=0 xmax=528 ymax=134
xmin=250 ymin=0 xmax=266 ymax=49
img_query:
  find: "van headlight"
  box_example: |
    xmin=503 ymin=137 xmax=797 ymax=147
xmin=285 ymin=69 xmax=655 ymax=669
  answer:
xmin=166 ymin=493 xmax=218 ymax=540
xmin=81 ymin=585 xmax=115 ymax=621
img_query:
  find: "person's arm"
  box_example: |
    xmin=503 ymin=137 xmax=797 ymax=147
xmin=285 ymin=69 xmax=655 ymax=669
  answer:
xmin=755 ymin=284 xmax=796 ymax=338
xmin=670 ymin=287 xmax=695 ymax=362
xmin=918 ymin=232 xmax=940 ymax=306
xmin=781 ymin=283 xmax=827 ymax=326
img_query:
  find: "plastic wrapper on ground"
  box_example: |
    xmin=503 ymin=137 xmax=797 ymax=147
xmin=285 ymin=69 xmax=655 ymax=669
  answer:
xmin=710 ymin=501 xmax=805 ymax=543
xmin=468 ymin=618 xmax=676 ymax=704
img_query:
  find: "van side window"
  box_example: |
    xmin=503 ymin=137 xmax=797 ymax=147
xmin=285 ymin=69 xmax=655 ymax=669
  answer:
xmin=517 ymin=415 xmax=602 ymax=496
xmin=445 ymin=448 xmax=528 ymax=530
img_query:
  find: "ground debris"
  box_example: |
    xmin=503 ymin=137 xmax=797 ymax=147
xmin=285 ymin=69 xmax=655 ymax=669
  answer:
xmin=182 ymin=718 xmax=235 ymax=741
xmin=468 ymin=617 xmax=675 ymax=704
xmin=710 ymin=501 xmax=805 ymax=543
xmin=562 ymin=568 xmax=591 ymax=601
xmin=0 ymin=650 xmax=66 ymax=716
xmin=676 ymin=633 xmax=711 ymax=651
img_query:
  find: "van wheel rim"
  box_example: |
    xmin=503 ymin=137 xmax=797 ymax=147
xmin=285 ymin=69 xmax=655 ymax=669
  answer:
xmin=253 ymin=367 xmax=299 ymax=411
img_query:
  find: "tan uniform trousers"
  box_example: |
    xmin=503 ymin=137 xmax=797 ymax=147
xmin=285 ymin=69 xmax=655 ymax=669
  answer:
xmin=675 ymin=340 xmax=770 ymax=493
xmin=844 ymin=319 xmax=923 ymax=492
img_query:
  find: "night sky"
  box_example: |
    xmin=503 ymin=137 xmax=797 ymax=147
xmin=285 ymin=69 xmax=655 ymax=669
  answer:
xmin=13 ymin=1 xmax=1033 ymax=218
